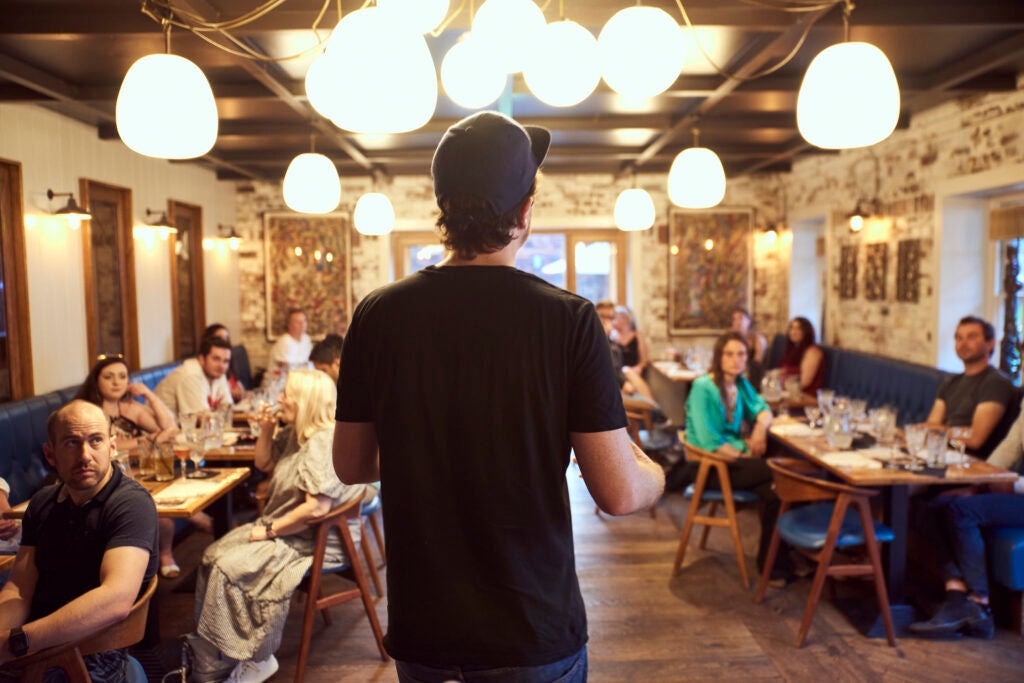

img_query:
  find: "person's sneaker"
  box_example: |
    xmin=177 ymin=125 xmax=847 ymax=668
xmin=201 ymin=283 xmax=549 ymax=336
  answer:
xmin=226 ymin=655 xmax=279 ymax=683
xmin=909 ymin=592 xmax=994 ymax=639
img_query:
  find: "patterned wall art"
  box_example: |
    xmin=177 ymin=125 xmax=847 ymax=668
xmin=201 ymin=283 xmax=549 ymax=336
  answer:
xmin=839 ymin=244 xmax=858 ymax=300
xmin=864 ymin=242 xmax=888 ymax=301
xmin=264 ymin=212 xmax=351 ymax=341
xmin=668 ymin=208 xmax=752 ymax=335
xmin=896 ymin=238 xmax=923 ymax=303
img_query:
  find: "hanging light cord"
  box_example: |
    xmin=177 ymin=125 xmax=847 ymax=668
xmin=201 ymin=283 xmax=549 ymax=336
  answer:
xmin=673 ymin=0 xmax=841 ymax=82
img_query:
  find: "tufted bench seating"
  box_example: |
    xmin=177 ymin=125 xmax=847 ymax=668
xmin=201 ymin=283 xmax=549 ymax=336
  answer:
xmin=989 ymin=526 xmax=1024 ymax=633
xmin=0 ymin=360 xmax=181 ymax=505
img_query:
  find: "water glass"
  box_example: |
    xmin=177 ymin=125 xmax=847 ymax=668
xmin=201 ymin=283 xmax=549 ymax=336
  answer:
xmin=849 ymin=399 xmax=868 ymax=422
xmin=925 ymin=428 xmax=948 ymax=468
xmin=803 ymin=406 xmax=822 ymax=428
xmin=903 ymin=423 xmax=928 ymax=471
xmin=950 ymin=426 xmax=972 ymax=469
xmin=154 ymin=442 xmax=176 ymax=481
xmin=817 ymin=388 xmax=835 ymax=415
xmin=825 ymin=409 xmax=853 ymax=450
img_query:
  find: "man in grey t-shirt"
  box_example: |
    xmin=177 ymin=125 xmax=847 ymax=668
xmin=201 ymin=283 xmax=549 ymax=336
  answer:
xmin=926 ymin=316 xmax=1016 ymax=457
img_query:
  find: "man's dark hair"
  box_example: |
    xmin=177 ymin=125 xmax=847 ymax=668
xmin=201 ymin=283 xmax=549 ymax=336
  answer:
xmin=310 ymin=333 xmax=344 ymax=365
xmin=202 ymin=323 xmax=229 ymax=340
xmin=957 ymin=315 xmax=995 ymax=343
xmin=199 ymin=336 xmax=232 ymax=357
xmin=435 ymin=181 xmax=537 ymax=260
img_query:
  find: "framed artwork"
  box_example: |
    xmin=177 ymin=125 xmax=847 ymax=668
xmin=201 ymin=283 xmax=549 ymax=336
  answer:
xmin=264 ymin=212 xmax=351 ymax=341
xmin=896 ymin=238 xmax=923 ymax=303
xmin=864 ymin=242 xmax=888 ymax=301
xmin=839 ymin=244 xmax=858 ymax=300
xmin=668 ymin=208 xmax=752 ymax=335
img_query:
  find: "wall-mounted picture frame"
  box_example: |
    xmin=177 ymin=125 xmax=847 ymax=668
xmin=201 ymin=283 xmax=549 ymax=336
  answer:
xmin=839 ymin=244 xmax=858 ymax=300
xmin=264 ymin=212 xmax=352 ymax=341
xmin=864 ymin=242 xmax=888 ymax=301
xmin=667 ymin=208 xmax=753 ymax=335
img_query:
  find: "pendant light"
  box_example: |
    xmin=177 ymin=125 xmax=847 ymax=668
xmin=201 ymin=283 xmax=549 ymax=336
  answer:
xmin=116 ymin=26 xmax=218 ymax=159
xmin=523 ymin=19 xmax=601 ymax=107
xmin=322 ymin=7 xmax=437 ymax=134
xmin=472 ymin=0 xmax=548 ymax=74
xmin=441 ymin=33 xmax=508 ymax=109
xmin=797 ymin=3 xmax=900 ymax=149
xmin=377 ymin=0 xmax=450 ymax=34
xmin=668 ymin=128 xmax=726 ymax=209
xmin=597 ymin=6 xmax=685 ymax=100
xmin=614 ymin=169 xmax=655 ymax=232
xmin=354 ymin=192 xmax=395 ymax=236
xmin=283 ymin=136 xmax=341 ymax=215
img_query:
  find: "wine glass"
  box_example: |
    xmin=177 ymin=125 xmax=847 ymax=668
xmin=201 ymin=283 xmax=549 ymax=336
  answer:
xmin=179 ymin=412 xmax=202 ymax=478
xmin=872 ymin=407 xmax=898 ymax=468
xmin=803 ymin=406 xmax=822 ymax=428
xmin=949 ymin=426 xmax=972 ymax=469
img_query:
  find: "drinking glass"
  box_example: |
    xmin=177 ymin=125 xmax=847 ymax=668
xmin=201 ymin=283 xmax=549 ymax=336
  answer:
xmin=949 ymin=426 xmax=972 ymax=469
xmin=803 ymin=406 xmax=822 ymax=428
xmin=871 ymin=407 xmax=898 ymax=468
xmin=816 ymin=388 xmax=835 ymax=415
xmin=849 ymin=399 xmax=868 ymax=423
xmin=925 ymin=428 xmax=948 ymax=468
xmin=903 ymin=423 xmax=927 ymax=471
xmin=154 ymin=443 xmax=177 ymax=481
xmin=825 ymin=409 xmax=853 ymax=450
xmin=136 ymin=437 xmax=154 ymax=477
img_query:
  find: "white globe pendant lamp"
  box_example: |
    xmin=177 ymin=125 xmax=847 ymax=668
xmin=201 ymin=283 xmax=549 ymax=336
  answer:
xmin=797 ymin=41 xmax=900 ymax=149
xmin=668 ymin=130 xmax=726 ymax=209
xmin=523 ymin=20 xmax=601 ymax=107
xmin=116 ymin=52 xmax=218 ymax=159
xmin=598 ymin=6 xmax=685 ymax=100
xmin=305 ymin=54 xmax=343 ymax=121
xmin=354 ymin=193 xmax=395 ymax=236
xmin=283 ymin=153 xmax=341 ymax=214
xmin=614 ymin=188 xmax=656 ymax=232
xmin=377 ymin=0 xmax=450 ymax=34
xmin=324 ymin=8 xmax=437 ymax=133
xmin=441 ymin=34 xmax=508 ymax=109
xmin=472 ymin=0 xmax=548 ymax=74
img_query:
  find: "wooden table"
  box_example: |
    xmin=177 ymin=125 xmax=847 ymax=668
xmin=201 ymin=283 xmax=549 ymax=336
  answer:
xmin=769 ymin=419 xmax=1017 ymax=629
xmin=202 ymin=444 xmax=256 ymax=463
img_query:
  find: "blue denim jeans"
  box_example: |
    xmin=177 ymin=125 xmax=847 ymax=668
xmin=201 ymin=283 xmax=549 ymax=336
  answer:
xmin=944 ymin=493 xmax=1024 ymax=599
xmin=395 ymin=646 xmax=587 ymax=683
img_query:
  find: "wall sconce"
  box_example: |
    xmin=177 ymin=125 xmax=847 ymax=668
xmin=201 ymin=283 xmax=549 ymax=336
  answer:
xmin=144 ymin=208 xmax=178 ymax=239
xmin=218 ymin=224 xmax=242 ymax=250
xmin=46 ymin=189 xmax=91 ymax=228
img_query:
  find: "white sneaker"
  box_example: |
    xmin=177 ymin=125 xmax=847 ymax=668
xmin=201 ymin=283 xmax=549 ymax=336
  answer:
xmin=226 ymin=655 xmax=279 ymax=683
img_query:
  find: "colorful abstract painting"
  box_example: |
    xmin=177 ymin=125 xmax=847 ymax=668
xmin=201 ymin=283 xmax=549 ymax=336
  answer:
xmin=668 ymin=209 xmax=752 ymax=334
xmin=264 ymin=212 xmax=351 ymax=340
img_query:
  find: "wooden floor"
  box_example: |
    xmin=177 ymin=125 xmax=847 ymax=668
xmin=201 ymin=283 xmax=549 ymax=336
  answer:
xmin=151 ymin=466 xmax=1024 ymax=682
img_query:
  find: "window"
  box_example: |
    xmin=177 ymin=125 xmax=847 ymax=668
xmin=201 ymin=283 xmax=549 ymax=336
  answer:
xmin=169 ymin=200 xmax=206 ymax=358
xmin=0 ymin=159 xmax=32 ymax=401
xmin=392 ymin=229 xmax=626 ymax=303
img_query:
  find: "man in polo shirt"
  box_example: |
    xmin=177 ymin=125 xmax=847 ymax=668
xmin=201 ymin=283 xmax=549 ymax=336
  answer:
xmin=155 ymin=336 xmax=234 ymax=414
xmin=0 ymin=401 xmax=158 ymax=681
xmin=333 ymin=111 xmax=664 ymax=682
xmin=925 ymin=315 xmax=1017 ymax=457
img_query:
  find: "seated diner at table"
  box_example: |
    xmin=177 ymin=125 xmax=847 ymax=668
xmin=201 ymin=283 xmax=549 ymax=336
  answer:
xmin=187 ymin=369 xmax=364 ymax=683
xmin=597 ymin=300 xmax=656 ymax=404
xmin=910 ymin=401 xmax=1024 ymax=638
xmin=731 ymin=307 xmax=768 ymax=389
xmin=777 ymin=316 xmax=825 ymax=394
xmin=683 ymin=332 xmax=791 ymax=582
xmin=202 ymin=323 xmax=245 ymax=402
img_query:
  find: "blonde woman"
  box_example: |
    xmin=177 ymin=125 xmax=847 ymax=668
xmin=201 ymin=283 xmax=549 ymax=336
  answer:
xmin=188 ymin=369 xmax=364 ymax=683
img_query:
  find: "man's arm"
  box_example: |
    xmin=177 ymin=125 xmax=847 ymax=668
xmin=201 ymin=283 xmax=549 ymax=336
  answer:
xmin=176 ymin=374 xmax=210 ymax=415
xmin=573 ymin=428 xmax=665 ymax=516
xmin=966 ymin=401 xmax=1007 ymax=451
xmin=925 ymin=398 xmax=946 ymax=426
xmin=0 ymin=547 xmax=39 ymax=634
xmin=333 ymin=421 xmax=380 ymax=484
xmin=0 ymin=546 xmax=149 ymax=663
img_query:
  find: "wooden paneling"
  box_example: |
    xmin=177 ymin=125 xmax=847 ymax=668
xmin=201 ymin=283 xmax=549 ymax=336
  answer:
xmin=0 ymin=158 xmax=33 ymax=400
xmin=169 ymin=200 xmax=206 ymax=359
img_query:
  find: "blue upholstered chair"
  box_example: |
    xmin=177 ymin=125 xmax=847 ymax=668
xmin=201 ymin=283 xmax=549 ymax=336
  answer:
xmin=672 ymin=435 xmax=760 ymax=589
xmin=754 ymin=457 xmax=896 ymax=647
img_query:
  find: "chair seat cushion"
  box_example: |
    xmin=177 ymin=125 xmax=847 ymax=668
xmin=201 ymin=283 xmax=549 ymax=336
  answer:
xmin=777 ymin=502 xmax=895 ymax=550
xmin=684 ymin=483 xmax=759 ymax=504
xmin=988 ymin=526 xmax=1024 ymax=591
xmin=360 ymin=495 xmax=381 ymax=516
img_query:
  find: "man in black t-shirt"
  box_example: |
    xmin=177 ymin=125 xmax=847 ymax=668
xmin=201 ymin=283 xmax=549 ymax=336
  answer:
xmin=0 ymin=401 xmax=157 ymax=682
xmin=333 ymin=112 xmax=665 ymax=682
xmin=926 ymin=316 xmax=1017 ymax=457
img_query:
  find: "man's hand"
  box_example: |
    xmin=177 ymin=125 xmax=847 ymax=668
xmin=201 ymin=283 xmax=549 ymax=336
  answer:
xmin=0 ymin=521 xmax=19 ymax=541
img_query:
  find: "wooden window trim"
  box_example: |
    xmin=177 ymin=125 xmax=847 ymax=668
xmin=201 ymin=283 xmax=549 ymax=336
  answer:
xmin=0 ymin=158 xmax=33 ymax=399
xmin=79 ymin=179 xmax=139 ymax=370
xmin=392 ymin=231 xmax=442 ymax=280
xmin=168 ymin=200 xmax=206 ymax=358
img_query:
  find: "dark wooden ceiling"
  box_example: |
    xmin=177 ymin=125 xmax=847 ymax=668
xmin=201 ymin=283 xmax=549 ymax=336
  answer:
xmin=2 ymin=0 xmax=1023 ymax=181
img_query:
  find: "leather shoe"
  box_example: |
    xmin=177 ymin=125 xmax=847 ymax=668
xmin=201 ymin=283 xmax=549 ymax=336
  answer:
xmin=909 ymin=592 xmax=993 ymax=639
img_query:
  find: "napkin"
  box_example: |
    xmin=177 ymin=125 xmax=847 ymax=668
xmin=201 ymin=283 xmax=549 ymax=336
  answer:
xmin=819 ymin=451 xmax=883 ymax=469
xmin=770 ymin=423 xmax=819 ymax=437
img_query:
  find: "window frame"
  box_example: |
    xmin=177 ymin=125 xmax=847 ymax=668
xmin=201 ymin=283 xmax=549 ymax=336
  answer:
xmin=0 ymin=158 xmax=33 ymax=400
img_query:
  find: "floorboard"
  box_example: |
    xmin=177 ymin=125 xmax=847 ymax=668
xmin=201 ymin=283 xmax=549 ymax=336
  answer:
xmin=145 ymin=465 xmax=1024 ymax=681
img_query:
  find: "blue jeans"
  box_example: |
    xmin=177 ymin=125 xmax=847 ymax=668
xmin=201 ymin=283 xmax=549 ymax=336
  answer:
xmin=395 ymin=646 xmax=587 ymax=683
xmin=944 ymin=494 xmax=1024 ymax=599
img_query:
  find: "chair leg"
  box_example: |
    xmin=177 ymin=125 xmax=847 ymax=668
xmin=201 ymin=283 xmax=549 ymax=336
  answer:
xmin=673 ymin=462 xmax=711 ymax=575
xmin=367 ymin=510 xmax=386 ymax=559
xmin=318 ymin=583 xmax=333 ymax=627
xmin=359 ymin=519 xmax=384 ymax=597
xmin=718 ymin=468 xmax=749 ymax=590
xmin=856 ymin=500 xmax=896 ymax=647
xmin=698 ymin=501 xmax=717 ymax=549
xmin=296 ymin=572 xmax=323 ymax=683
xmin=797 ymin=544 xmax=836 ymax=648
xmin=754 ymin=503 xmax=790 ymax=603
xmin=344 ymin=535 xmax=389 ymax=661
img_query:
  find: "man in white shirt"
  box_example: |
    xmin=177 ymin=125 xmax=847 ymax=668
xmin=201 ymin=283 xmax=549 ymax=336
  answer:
xmin=155 ymin=337 xmax=234 ymax=415
xmin=270 ymin=309 xmax=312 ymax=371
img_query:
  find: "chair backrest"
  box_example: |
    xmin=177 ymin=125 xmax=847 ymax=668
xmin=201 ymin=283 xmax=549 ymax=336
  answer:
xmin=765 ymin=457 xmax=876 ymax=504
xmin=679 ymin=433 xmax=736 ymax=466
xmin=308 ymin=487 xmax=367 ymax=563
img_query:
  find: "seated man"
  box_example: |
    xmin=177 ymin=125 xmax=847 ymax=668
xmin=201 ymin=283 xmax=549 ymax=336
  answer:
xmin=155 ymin=336 xmax=234 ymax=414
xmin=309 ymin=333 xmax=344 ymax=383
xmin=910 ymin=403 xmax=1024 ymax=638
xmin=270 ymin=309 xmax=313 ymax=371
xmin=925 ymin=316 xmax=1016 ymax=458
xmin=0 ymin=400 xmax=158 ymax=681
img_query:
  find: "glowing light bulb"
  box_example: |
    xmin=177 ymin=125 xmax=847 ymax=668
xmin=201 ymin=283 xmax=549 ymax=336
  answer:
xmin=598 ymin=7 xmax=685 ymax=99
xmin=282 ymin=153 xmax=340 ymax=214
xmin=614 ymin=188 xmax=655 ymax=232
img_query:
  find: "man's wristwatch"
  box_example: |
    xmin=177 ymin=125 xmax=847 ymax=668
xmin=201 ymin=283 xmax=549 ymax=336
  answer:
xmin=9 ymin=627 xmax=28 ymax=657
xmin=262 ymin=518 xmax=276 ymax=539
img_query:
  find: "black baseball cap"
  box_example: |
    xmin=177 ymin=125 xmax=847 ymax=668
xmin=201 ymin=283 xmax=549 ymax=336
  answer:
xmin=431 ymin=111 xmax=550 ymax=215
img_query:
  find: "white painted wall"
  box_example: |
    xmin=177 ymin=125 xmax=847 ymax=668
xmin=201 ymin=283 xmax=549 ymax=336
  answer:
xmin=789 ymin=216 xmax=825 ymax=336
xmin=935 ymin=197 xmax=987 ymax=371
xmin=0 ymin=104 xmax=238 ymax=393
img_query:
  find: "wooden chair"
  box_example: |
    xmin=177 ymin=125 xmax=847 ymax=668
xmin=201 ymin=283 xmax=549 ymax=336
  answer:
xmin=594 ymin=406 xmax=658 ymax=518
xmin=6 ymin=575 xmax=158 ymax=682
xmin=671 ymin=435 xmax=760 ymax=589
xmin=295 ymin=489 xmax=388 ymax=683
xmin=754 ymin=457 xmax=896 ymax=648
xmin=359 ymin=491 xmax=386 ymax=597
